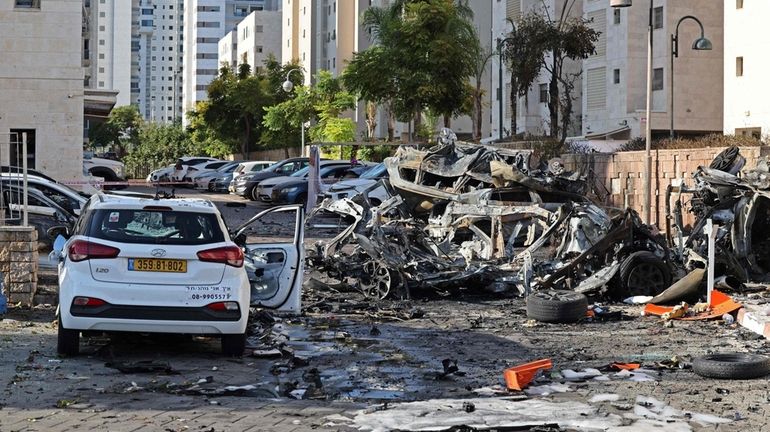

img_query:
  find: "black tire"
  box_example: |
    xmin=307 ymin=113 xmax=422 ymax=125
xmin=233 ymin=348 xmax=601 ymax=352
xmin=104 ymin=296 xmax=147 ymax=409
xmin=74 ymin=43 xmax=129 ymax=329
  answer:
xmin=526 ymin=290 xmax=588 ymax=323
xmin=57 ymin=317 xmax=80 ymax=356
xmin=693 ymin=353 xmax=770 ymax=379
xmin=221 ymin=333 xmax=246 ymax=357
xmin=618 ymin=251 xmax=672 ymax=297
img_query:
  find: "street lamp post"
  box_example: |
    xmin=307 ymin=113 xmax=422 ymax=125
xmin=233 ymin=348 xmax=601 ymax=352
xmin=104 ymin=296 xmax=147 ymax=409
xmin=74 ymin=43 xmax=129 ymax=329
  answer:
xmin=282 ymin=68 xmax=304 ymax=157
xmin=611 ymin=0 xmax=653 ymax=225
xmin=496 ymin=36 xmax=515 ymax=142
xmin=669 ymin=16 xmax=712 ymax=139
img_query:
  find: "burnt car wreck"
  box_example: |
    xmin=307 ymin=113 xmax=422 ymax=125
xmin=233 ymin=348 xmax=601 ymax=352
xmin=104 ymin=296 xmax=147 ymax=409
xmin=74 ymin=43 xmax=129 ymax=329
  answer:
xmin=308 ymin=131 xmax=674 ymax=300
xmin=668 ymin=146 xmax=770 ymax=286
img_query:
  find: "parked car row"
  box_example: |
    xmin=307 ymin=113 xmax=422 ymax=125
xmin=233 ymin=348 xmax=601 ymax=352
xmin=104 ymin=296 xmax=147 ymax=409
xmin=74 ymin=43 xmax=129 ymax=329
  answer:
xmin=227 ymin=157 xmax=384 ymax=206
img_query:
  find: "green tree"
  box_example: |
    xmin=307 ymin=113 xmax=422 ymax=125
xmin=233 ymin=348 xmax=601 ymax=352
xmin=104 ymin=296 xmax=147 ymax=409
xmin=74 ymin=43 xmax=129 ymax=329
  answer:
xmin=124 ymin=123 xmax=200 ymax=176
xmin=263 ymin=70 xmax=356 ymax=151
xmin=201 ymin=63 xmax=267 ymax=156
xmin=502 ymin=15 xmax=550 ymax=138
xmin=188 ymin=56 xmax=303 ymax=157
xmin=343 ymin=0 xmax=479 ymax=140
xmin=510 ymin=2 xmax=599 ymax=144
xmin=88 ymin=105 xmax=143 ymax=157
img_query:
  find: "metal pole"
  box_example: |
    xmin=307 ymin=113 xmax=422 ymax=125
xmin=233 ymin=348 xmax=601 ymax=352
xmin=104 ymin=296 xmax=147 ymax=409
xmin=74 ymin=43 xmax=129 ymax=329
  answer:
xmin=669 ymin=33 xmax=675 ymax=140
xmin=643 ymin=0 xmax=653 ymax=225
xmin=21 ymin=132 xmax=28 ymax=227
xmin=705 ymin=218 xmax=715 ymax=305
xmin=497 ymin=38 xmax=503 ymax=141
xmin=301 ymin=120 xmax=305 ymax=157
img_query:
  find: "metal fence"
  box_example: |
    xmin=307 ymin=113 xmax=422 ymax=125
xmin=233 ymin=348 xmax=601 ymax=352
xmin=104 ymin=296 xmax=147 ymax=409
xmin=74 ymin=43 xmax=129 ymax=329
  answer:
xmin=0 ymin=132 xmax=30 ymax=227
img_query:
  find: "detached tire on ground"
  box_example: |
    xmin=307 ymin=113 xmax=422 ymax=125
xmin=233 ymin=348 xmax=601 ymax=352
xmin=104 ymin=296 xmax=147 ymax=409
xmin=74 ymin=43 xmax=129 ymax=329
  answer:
xmin=221 ymin=333 xmax=246 ymax=357
xmin=693 ymin=353 xmax=770 ymax=379
xmin=618 ymin=251 xmax=672 ymax=297
xmin=526 ymin=290 xmax=588 ymax=323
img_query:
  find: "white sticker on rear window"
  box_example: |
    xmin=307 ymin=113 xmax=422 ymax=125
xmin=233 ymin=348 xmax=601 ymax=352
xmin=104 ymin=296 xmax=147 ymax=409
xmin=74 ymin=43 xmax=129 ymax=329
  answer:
xmin=109 ymin=212 xmax=119 ymax=223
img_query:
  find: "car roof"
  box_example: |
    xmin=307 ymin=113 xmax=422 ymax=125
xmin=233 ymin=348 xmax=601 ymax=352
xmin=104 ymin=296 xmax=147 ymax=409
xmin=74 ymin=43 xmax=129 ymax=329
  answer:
xmin=87 ymin=194 xmax=220 ymax=213
xmin=241 ymin=160 xmax=275 ymax=165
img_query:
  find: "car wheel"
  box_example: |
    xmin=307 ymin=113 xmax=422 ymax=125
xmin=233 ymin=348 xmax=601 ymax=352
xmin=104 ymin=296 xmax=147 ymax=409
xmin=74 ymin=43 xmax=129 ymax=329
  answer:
xmin=618 ymin=251 xmax=671 ymax=298
xmin=221 ymin=333 xmax=246 ymax=357
xmin=295 ymin=193 xmax=308 ymax=205
xmin=249 ymin=186 xmax=259 ymax=201
xmin=207 ymin=180 xmax=215 ymax=192
xmin=693 ymin=353 xmax=770 ymax=379
xmin=57 ymin=317 xmax=80 ymax=356
xmin=526 ymin=290 xmax=588 ymax=323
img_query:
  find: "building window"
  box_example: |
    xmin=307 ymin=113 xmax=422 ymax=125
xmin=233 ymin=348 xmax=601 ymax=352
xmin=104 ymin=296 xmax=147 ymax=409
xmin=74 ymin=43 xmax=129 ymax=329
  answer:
xmin=99 ymin=25 xmax=105 ymax=31
xmin=99 ymin=53 xmax=105 ymax=59
xmin=736 ymin=56 xmax=744 ymax=76
xmin=9 ymin=129 xmax=36 ymax=169
xmin=98 ymin=67 xmax=105 ymax=73
xmin=255 ymin=25 xmax=263 ymax=32
xmin=539 ymin=83 xmax=548 ymax=103
xmin=652 ymin=67 xmax=664 ymax=90
xmin=99 ymin=39 xmax=105 ymax=46
xmin=653 ymin=6 xmax=663 ymax=29
xmin=302 ymin=29 xmax=305 ymax=38
xmin=613 ymin=8 xmax=620 ymax=25
xmin=256 ymin=46 xmax=263 ymax=53
xmin=99 ymin=81 xmax=105 ymax=87
xmin=15 ymin=0 xmax=41 ymax=9
xmin=737 ymin=0 xmax=743 ymax=8
xmin=736 ymin=127 xmax=760 ymax=138
xmin=100 ymin=12 xmax=105 ymax=17
xmin=613 ymin=69 xmax=620 ymax=84
xmin=333 ymin=57 xmax=336 ymax=68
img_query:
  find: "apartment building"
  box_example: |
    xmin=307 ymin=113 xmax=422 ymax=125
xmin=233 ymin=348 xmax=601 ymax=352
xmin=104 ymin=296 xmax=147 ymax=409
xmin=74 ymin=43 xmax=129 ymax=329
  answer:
xmin=724 ymin=0 xmax=767 ymax=138
xmin=236 ymin=10 xmax=282 ymax=72
xmin=183 ymin=0 xmax=281 ymax=122
xmin=84 ymin=0 xmax=133 ymax=106
xmin=581 ymin=0 xmax=722 ymax=141
xmin=84 ymin=0 xmax=184 ymax=123
xmin=491 ymin=0 xmax=585 ymax=140
xmin=134 ymin=0 xmax=184 ymax=123
xmin=0 ymin=0 xmax=84 ymax=181
xmin=219 ymin=30 xmax=239 ymax=70
xmin=282 ymin=0 xmax=369 ymax=84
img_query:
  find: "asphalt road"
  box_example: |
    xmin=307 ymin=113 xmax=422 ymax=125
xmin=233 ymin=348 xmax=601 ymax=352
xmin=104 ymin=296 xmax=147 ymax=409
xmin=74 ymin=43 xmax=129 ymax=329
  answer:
xmin=4 ymin=185 xmax=770 ymax=431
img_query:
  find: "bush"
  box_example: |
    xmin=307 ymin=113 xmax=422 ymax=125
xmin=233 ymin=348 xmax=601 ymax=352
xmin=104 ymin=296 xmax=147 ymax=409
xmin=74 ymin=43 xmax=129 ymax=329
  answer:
xmin=618 ymin=134 xmax=763 ymax=152
xmin=358 ymin=144 xmax=395 ymax=162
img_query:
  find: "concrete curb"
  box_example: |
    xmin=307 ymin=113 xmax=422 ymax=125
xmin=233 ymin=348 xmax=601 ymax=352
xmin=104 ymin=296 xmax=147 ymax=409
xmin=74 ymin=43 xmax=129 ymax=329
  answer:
xmin=737 ymin=306 xmax=770 ymax=339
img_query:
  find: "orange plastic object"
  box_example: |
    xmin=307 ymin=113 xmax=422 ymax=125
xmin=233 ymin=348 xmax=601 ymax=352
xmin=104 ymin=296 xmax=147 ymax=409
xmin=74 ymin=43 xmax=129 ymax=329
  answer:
xmin=642 ymin=290 xmax=742 ymax=321
xmin=610 ymin=362 xmax=641 ymax=371
xmin=503 ymin=359 xmax=553 ymax=391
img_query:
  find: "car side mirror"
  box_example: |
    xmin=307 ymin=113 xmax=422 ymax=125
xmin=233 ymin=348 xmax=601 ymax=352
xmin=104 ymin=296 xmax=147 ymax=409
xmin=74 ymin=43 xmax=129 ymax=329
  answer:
xmin=47 ymin=225 xmax=70 ymax=240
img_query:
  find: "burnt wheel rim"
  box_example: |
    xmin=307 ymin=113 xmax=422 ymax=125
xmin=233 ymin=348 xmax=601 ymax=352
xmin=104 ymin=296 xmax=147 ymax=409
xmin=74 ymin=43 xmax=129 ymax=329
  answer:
xmin=532 ymin=290 xmax=580 ymax=302
xmin=360 ymin=261 xmax=391 ymax=299
xmin=627 ymin=263 xmax=667 ymax=296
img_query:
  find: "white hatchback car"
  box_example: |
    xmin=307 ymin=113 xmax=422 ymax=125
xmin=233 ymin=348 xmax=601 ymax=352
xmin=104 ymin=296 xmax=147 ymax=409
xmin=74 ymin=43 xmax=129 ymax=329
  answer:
xmin=54 ymin=194 xmax=304 ymax=356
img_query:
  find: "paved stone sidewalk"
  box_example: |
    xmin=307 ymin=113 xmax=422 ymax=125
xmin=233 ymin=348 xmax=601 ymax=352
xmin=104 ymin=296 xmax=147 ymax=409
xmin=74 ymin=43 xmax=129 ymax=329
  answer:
xmin=0 ymin=400 xmax=362 ymax=432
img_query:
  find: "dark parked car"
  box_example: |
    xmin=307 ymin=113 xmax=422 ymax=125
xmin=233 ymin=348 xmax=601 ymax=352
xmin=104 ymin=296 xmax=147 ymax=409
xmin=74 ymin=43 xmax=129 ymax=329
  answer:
xmin=230 ymin=157 xmax=311 ymax=201
xmin=269 ymin=163 xmax=372 ymax=205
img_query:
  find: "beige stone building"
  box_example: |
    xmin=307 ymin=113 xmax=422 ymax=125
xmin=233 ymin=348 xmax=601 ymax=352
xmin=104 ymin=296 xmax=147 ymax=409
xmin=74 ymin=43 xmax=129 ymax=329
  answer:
xmin=0 ymin=0 xmax=83 ymax=181
xmin=580 ymin=0 xmax=723 ymax=141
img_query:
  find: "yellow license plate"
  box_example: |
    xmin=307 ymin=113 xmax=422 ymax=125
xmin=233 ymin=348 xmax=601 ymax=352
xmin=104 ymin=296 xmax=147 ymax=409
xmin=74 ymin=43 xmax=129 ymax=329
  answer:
xmin=128 ymin=258 xmax=187 ymax=273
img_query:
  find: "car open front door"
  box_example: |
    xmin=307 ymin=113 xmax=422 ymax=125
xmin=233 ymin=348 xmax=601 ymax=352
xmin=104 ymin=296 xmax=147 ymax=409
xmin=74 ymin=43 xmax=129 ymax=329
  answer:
xmin=233 ymin=205 xmax=304 ymax=314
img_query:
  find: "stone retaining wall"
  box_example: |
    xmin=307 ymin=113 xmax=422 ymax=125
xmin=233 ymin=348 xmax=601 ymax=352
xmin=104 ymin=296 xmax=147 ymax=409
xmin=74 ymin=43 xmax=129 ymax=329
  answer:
xmin=0 ymin=226 xmax=38 ymax=306
xmin=561 ymin=146 xmax=770 ymax=229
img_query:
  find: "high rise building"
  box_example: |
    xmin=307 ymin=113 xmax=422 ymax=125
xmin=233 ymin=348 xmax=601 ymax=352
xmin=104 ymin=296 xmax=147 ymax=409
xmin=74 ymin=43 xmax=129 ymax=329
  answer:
xmin=183 ymin=0 xmax=281 ymax=123
xmin=724 ymin=1 xmax=762 ymax=137
xmin=133 ymin=0 xmax=185 ymax=123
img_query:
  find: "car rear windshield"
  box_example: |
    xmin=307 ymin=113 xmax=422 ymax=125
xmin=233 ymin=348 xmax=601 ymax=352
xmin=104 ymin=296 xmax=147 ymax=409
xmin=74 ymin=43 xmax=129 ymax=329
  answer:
xmin=87 ymin=209 xmax=225 ymax=245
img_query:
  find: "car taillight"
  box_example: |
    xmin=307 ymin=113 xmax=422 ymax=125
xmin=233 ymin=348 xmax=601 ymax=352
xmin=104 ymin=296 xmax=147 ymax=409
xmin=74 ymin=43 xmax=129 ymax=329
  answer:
xmin=72 ymin=297 xmax=107 ymax=307
xmin=206 ymin=301 xmax=239 ymax=311
xmin=197 ymin=246 xmax=244 ymax=267
xmin=69 ymin=240 xmax=120 ymax=262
